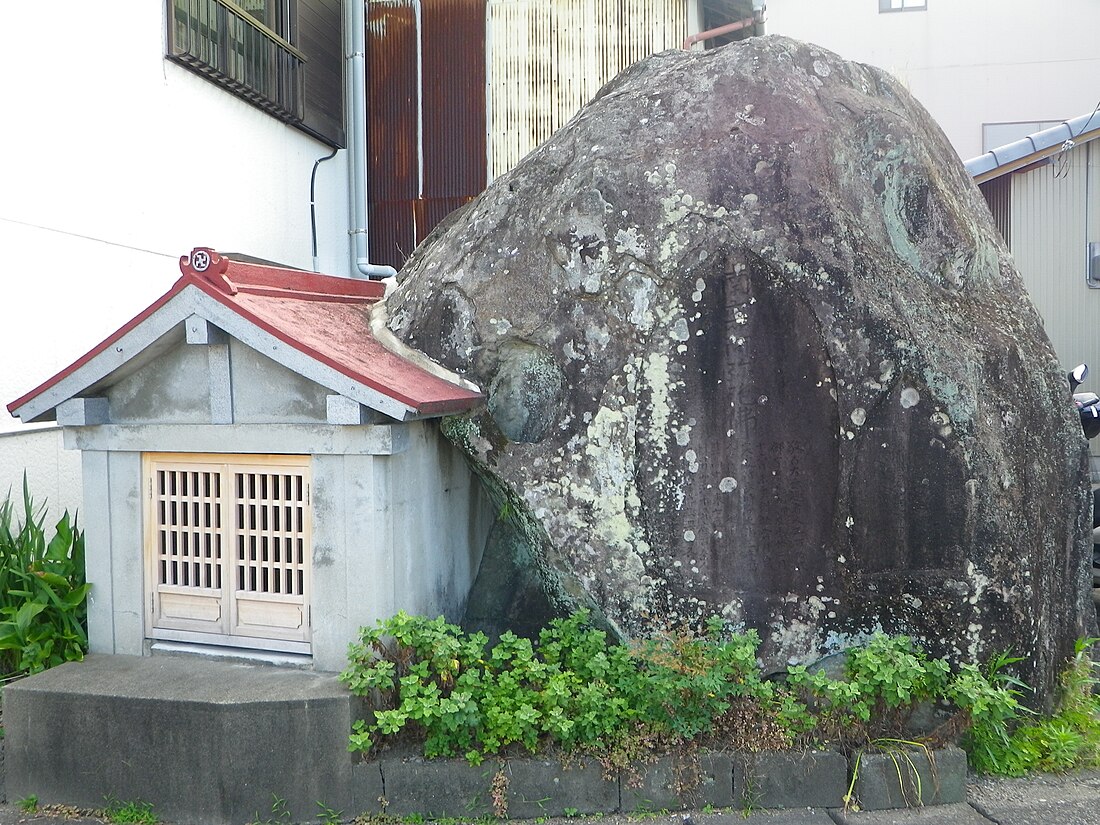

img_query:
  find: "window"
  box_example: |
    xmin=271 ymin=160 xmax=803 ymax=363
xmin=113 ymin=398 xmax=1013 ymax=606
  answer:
xmin=144 ymin=453 xmax=312 ymax=654
xmin=166 ymin=0 xmax=345 ymax=147
xmin=879 ymin=0 xmax=927 ymax=11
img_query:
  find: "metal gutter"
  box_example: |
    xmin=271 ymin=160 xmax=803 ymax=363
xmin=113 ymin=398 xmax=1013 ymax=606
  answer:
xmin=346 ymin=0 xmax=398 ymax=279
xmin=964 ymin=110 xmax=1100 ymax=184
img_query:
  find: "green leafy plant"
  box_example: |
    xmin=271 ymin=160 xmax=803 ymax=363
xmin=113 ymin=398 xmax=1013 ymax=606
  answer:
xmin=18 ymin=795 xmax=39 ymax=813
xmin=0 ymin=477 xmax=89 ymax=679
xmin=102 ymin=796 xmax=158 ymax=825
xmin=340 ymin=610 xmax=766 ymax=764
xmin=249 ymin=793 xmax=292 ymax=825
xmin=341 ymin=611 xmax=1100 ymax=781
xmin=785 ymin=633 xmax=951 ymax=749
xmin=957 ymin=638 xmax=1100 ymax=776
xmin=316 ymin=800 xmax=343 ymax=825
xmin=947 ymin=652 xmax=1030 ymax=775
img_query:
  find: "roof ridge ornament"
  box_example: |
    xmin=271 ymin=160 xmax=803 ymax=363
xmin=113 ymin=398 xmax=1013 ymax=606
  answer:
xmin=180 ymin=247 xmax=238 ymax=295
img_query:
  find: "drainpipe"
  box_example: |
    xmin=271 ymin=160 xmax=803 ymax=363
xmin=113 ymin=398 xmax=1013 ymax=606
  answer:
xmin=683 ymin=2 xmax=767 ymax=50
xmin=753 ymin=0 xmax=767 ymax=36
xmin=347 ymin=0 xmax=397 ymax=279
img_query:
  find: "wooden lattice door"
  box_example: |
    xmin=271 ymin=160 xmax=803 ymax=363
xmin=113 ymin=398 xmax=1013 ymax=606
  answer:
xmin=145 ymin=454 xmax=311 ymax=652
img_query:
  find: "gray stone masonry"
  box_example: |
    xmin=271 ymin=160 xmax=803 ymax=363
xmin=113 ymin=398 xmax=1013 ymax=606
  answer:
xmin=621 ymin=753 xmax=734 ymax=812
xmin=377 ymin=757 xmax=496 ymax=819
xmin=734 ymin=750 xmax=848 ymax=810
xmin=351 ymin=762 xmax=386 ymax=817
xmin=502 ymin=758 xmax=619 ymax=818
xmin=850 ymin=746 xmax=968 ymax=811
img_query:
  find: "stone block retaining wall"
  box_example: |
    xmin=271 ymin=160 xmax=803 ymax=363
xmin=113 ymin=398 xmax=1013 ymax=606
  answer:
xmin=350 ymin=747 xmax=967 ymax=819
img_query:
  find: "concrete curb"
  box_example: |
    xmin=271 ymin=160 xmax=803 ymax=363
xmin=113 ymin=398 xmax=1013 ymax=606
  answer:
xmin=0 ymin=726 xmax=968 ymax=822
xmin=0 ymin=735 xmax=970 ymax=821
xmin=850 ymin=745 xmax=968 ymax=810
xmin=343 ymin=746 xmax=967 ymax=820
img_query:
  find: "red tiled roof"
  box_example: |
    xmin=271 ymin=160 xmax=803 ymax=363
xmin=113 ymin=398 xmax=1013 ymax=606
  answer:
xmin=8 ymin=248 xmax=482 ymax=420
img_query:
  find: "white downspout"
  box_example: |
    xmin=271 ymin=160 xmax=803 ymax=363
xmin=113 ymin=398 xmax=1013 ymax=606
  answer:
xmin=347 ymin=0 xmax=398 ymax=279
xmin=753 ymin=1 xmax=767 ymax=36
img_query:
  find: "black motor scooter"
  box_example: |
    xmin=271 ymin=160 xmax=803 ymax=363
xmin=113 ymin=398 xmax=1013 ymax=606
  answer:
xmin=1069 ymin=364 xmax=1100 ymax=607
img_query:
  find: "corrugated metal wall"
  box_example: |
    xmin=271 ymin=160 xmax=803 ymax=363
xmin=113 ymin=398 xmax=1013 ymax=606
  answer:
xmin=978 ymin=175 xmax=1011 ymax=247
xmin=367 ymin=0 xmax=486 ymax=269
xmin=486 ymin=0 xmax=689 ymax=181
xmin=419 ymin=0 xmax=487 ymax=245
xmin=368 ymin=1 xmax=421 ymax=268
xmin=1008 ymin=143 xmax=1100 ymax=455
xmin=1010 ymin=148 xmax=1093 ymax=360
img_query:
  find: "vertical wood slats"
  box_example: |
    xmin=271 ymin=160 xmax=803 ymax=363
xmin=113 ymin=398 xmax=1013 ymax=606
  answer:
xmin=156 ymin=466 xmax=223 ymax=591
xmin=366 ymin=1 xmax=689 ymax=265
xmin=1005 ymin=148 xmax=1100 ymax=459
xmin=486 ymin=0 xmax=689 ymax=181
xmin=298 ymin=0 xmax=346 ymax=147
xmin=979 ymin=175 xmax=1012 ymax=247
xmin=235 ymin=469 xmax=308 ymax=598
xmin=422 ymin=0 xmax=487 ymax=201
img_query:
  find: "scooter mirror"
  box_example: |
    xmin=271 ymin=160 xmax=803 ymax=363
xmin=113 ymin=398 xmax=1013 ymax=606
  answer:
xmin=1071 ymin=364 xmax=1089 ymax=388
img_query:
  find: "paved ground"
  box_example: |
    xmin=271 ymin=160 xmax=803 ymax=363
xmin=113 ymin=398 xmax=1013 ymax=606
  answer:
xmin=0 ymin=770 xmax=1097 ymax=825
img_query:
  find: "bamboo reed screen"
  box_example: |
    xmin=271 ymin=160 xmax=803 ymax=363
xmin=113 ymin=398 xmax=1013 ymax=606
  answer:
xmin=486 ymin=0 xmax=688 ymax=180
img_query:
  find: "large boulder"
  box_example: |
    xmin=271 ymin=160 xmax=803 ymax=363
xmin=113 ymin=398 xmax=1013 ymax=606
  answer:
xmin=382 ymin=35 xmax=1094 ymax=702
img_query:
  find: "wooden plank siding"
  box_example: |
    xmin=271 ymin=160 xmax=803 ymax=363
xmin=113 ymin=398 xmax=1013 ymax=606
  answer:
xmin=1001 ymin=144 xmax=1100 ymax=468
xmin=419 ymin=0 xmax=487 ymax=244
xmin=978 ymin=175 xmax=1011 ymax=248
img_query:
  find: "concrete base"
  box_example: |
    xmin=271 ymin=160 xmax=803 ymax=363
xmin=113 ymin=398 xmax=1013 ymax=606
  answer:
xmin=3 ymin=656 xmax=354 ymax=825
xmin=378 ymin=756 xmax=498 ymax=819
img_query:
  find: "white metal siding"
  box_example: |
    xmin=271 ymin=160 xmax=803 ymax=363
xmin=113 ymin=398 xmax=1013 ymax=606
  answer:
xmin=486 ymin=0 xmax=688 ymax=180
xmin=1010 ymin=150 xmax=1095 ymax=362
xmin=1009 ymin=143 xmax=1100 ymax=456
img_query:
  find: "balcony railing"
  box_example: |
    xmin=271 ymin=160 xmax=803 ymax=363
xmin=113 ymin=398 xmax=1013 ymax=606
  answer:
xmin=167 ymin=0 xmax=306 ymax=123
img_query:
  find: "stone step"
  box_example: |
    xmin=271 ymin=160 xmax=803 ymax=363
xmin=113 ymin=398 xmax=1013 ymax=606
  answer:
xmin=3 ymin=655 xmax=354 ymax=825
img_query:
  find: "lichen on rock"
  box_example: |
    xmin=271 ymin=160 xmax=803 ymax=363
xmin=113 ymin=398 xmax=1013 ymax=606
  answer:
xmin=387 ymin=35 xmax=1094 ymax=706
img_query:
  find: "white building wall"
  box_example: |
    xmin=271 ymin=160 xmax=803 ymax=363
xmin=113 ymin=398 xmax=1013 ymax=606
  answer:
xmin=0 ymin=428 xmax=82 ymax=524
xmin=765 ymin=0 xmax=1100 ymax=160
xmin=1 ymin=3 xmax=355 ymax=516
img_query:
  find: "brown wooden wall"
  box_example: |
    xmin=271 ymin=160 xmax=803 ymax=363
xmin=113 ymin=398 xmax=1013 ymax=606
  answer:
xmin=367 ymin=0 xmax=487 ymax=270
